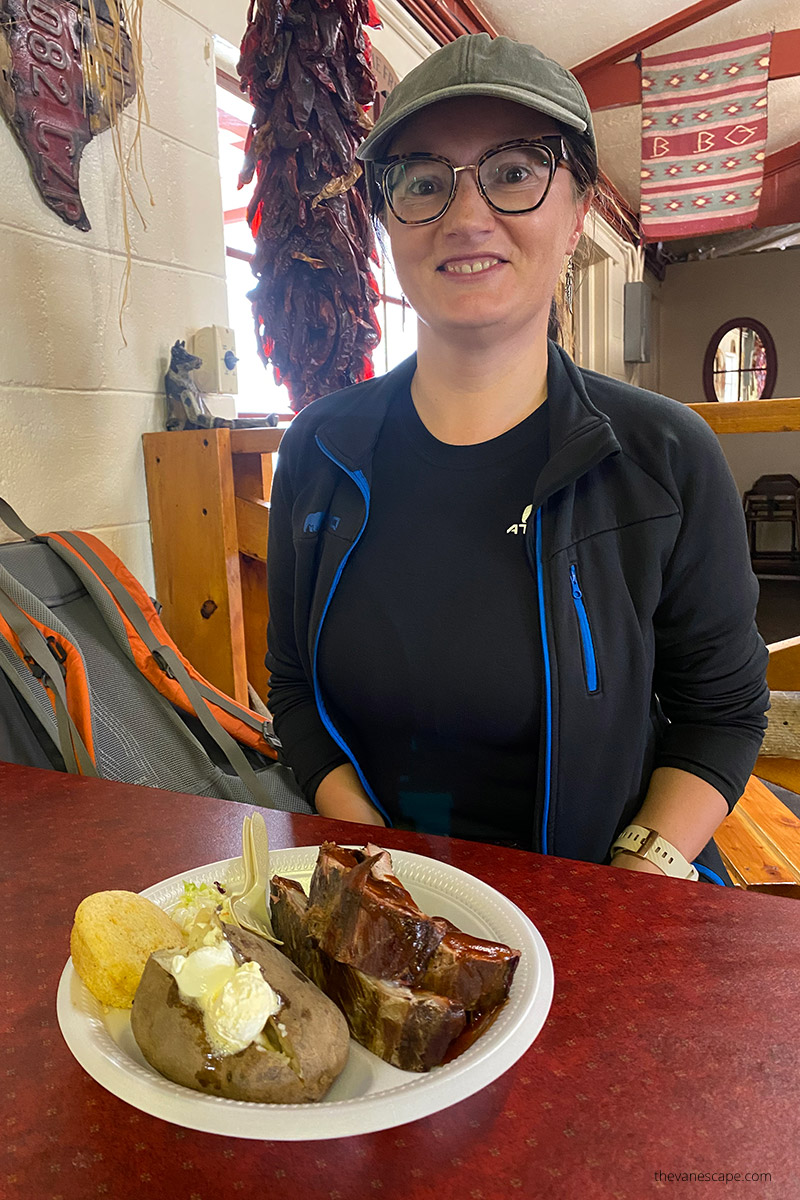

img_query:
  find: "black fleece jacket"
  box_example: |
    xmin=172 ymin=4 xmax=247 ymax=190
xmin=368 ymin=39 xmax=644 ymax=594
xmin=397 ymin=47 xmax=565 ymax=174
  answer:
xmin=266 ymin=345 xmax=769 ymax=879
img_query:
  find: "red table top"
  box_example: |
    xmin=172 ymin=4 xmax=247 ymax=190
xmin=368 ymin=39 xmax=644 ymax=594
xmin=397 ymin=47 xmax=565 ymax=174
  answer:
xmin=3 ymin=762 xmax=798 ymax=1199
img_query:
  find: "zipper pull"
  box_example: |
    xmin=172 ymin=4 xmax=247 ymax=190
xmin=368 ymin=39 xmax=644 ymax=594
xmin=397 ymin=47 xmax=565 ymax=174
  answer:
xmin=570 ymin=563 xmax=582 ymax=599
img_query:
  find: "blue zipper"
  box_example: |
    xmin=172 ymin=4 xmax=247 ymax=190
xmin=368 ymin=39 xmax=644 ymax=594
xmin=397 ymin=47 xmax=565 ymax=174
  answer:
xmin=311 ymin=436 xmax=390 ymax=824
xmin=535 ymin=509 xmax=553 ymax=856
xmin=569 ymin=563 xmax=599 ymax=693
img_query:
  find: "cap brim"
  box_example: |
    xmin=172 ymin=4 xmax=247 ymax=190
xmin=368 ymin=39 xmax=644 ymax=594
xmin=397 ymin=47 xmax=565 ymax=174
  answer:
xmin=357 ymin=83 xmax=590 ymax=162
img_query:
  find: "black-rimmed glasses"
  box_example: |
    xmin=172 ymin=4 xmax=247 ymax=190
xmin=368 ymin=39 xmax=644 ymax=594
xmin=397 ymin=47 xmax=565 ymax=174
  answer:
xmin=377 ymin=136 xmax=570 ymax=226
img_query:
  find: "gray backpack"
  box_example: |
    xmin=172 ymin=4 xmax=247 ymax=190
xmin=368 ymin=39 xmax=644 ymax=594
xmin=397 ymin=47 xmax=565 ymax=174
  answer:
xmin=0 ymin=498 xmax=310 ymax=813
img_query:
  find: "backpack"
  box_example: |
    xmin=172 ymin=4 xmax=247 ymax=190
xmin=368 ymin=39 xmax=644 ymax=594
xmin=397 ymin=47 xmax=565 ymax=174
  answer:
xmin=0 ymin=498 xmax=310 ymax=813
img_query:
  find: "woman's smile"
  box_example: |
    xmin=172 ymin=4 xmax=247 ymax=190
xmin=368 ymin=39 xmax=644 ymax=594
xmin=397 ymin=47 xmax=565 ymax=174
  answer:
xmin=437 ymin=255 xmax=507 ymax=276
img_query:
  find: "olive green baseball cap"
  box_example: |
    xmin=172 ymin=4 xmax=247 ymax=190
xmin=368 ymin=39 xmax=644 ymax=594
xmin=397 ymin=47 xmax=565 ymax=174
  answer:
xmin=357 ymin=34 xmax=596 ymax=165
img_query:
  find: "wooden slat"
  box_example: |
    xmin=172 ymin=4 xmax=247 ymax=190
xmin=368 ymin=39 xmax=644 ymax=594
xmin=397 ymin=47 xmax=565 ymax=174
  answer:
xmin=142 ymin=430 xmax=248 ymax=704
xmin=715 ymin=793 xmax=800 ymax=895
xmin=737 ymin=776 xmax=800 ymax=875
xmin=240 ymin=553 xmax=270 ymax=708
xmin=229 ymin=426 xmax=287 ymax=454
xmin=235 ymin=496 xmax=270 ymax=563
xmin=688 ymin=398 xmax=800 ymax=434
xmin=233 ymin=452 xmax=273 ymax=503
xmin=755 ymin=757 xmax=800 ymax=795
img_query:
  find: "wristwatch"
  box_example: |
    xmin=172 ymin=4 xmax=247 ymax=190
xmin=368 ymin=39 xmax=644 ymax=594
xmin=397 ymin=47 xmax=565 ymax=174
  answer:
xmin=610 ymin=824 xmax=700 ymax=881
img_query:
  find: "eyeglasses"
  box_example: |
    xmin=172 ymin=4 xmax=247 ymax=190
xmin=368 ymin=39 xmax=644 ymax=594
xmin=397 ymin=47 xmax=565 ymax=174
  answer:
xmin=377 ymin=137 xmax=570 ymax=226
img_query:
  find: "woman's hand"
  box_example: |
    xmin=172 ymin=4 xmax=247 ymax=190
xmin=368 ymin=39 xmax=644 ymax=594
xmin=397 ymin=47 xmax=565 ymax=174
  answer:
xmin=314 ymin=763 xmax=386 ymax=827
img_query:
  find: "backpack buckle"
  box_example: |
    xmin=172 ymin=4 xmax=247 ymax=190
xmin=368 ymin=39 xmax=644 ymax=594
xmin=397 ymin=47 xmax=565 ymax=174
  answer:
xmin=152 ymin=650 xmax=176 ymax=679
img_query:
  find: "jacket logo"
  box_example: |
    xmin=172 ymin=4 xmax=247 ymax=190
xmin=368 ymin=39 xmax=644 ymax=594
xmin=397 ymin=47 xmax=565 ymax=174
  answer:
xmin=507 ymin=504 xmax=533 ymax=535
xmin=303 ymin=511 xmax=341 ymax=534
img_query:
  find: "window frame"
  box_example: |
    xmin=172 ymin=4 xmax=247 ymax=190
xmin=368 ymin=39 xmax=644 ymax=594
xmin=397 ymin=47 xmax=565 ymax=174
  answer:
xmin=702 ymin=317 xmax=778 ymax=403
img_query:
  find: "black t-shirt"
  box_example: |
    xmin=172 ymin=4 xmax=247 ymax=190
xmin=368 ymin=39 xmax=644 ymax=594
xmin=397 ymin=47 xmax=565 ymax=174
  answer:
xmin=316 ymin=384 xmax=550 ymax=847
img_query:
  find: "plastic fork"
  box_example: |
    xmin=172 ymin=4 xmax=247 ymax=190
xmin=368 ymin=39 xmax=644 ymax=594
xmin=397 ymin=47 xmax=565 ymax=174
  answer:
xmin=230 ymin=812 xmax=281 ymax=944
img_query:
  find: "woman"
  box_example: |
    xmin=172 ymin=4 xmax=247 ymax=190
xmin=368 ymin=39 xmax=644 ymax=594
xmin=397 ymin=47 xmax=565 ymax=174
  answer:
xmin=265 ymin=35 xmax=769 ymax=882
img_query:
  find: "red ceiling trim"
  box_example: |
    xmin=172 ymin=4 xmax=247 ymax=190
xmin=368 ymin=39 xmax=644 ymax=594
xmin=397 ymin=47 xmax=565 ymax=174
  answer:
xmin=770 ymin=28 xmax=800 ymax=80
xmin=763 ymin=139 xmax=800 ymax=176
xmin=571 ymin=0 xmax=742 ymax=77
xmin=581 ymin=29 xmax=800 ymax=111
xmin=757 ymin=141 xmax=800 ymax=226
xmin=395 ymin=0 xmax=495 ymax=45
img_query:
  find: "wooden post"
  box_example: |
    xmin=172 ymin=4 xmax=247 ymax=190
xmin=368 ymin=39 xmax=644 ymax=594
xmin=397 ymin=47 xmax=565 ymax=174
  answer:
xmin=142 ymin=429 xmax=248 ymax=703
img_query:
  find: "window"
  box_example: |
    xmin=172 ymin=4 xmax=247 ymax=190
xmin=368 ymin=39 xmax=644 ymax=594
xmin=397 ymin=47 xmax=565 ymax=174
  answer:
xmin=216 ymin=71 xmax=415 ymax=414
xmin=703 ymin=318 xmax=777 ymax=403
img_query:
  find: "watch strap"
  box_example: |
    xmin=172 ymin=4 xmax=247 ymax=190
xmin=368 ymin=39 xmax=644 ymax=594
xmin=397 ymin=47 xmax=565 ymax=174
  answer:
xmin=610 ymin=824 xmax=700 ymax=881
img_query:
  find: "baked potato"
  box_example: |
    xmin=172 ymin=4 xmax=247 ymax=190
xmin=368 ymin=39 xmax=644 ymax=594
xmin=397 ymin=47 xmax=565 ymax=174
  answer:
xmin=130 ymin=924 xmax=350 ymax=1103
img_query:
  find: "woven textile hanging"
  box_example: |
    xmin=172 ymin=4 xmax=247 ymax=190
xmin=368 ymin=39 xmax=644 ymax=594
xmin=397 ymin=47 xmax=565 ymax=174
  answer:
xmin=639 ymin=32 xmax=772 ymax=241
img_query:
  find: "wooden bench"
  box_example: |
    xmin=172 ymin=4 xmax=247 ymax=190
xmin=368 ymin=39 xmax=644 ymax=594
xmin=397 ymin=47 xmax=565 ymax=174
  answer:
xmin=715 ymin=776 xmax=800 ymax=897
xmin=714 ymin=634 xmax=800 ymax=896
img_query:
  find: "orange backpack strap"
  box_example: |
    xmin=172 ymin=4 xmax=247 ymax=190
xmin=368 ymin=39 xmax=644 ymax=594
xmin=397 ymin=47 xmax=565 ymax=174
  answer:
xmin=0 ymin=586 xmax=97 ymax=776
xmin=45 ymin=531 xmax=282 ymax=807
xmin=46 ymin=531 xmax=277 ymax=756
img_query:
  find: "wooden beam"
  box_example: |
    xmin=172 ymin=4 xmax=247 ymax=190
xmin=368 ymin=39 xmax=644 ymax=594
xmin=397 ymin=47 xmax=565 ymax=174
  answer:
xmin=688 ymin=398 xmax=800 ymax=434
xmin=771 ymin=27 xmax=800 ymax=80
xmin=395 ymin=0 xmax=495 ymax=45
xmin=581 ymin=29 xmax=800 ymax=110
xmin=572 ymin=0 xmax=742 ymax=77
xmin=757 ymin=139 xmax=800 ymax=227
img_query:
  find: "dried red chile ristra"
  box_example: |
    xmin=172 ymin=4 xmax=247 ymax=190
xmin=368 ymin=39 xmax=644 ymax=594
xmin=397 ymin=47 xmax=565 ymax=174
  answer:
xmin=237 ymin=0 xmax=382 ymax=412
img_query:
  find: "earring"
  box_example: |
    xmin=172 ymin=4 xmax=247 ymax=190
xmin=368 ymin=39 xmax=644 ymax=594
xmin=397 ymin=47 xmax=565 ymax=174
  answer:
xmin=564 ymin=257 xmax=574 ymax=314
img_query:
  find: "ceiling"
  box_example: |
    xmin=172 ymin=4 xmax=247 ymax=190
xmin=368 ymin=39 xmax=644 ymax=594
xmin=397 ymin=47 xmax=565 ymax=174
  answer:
xmin=474 ymin=0 xmax=800 ymax=258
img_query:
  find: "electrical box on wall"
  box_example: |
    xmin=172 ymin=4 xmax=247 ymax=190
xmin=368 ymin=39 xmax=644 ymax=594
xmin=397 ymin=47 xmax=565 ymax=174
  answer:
xmin=189 ymin=325 xmax=239 ymax=394
xmin=623 ymin=281 xmax=651 ymax=364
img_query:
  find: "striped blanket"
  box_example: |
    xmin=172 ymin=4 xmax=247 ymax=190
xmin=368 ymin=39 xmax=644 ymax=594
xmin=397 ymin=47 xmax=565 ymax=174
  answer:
xmin=640 ymin=33 xmax=772 ymax=240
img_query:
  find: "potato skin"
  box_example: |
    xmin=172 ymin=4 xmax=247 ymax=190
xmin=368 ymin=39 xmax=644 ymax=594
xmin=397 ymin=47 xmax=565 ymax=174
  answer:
xmin=130 ymin=927 xmax=350 ymax=1103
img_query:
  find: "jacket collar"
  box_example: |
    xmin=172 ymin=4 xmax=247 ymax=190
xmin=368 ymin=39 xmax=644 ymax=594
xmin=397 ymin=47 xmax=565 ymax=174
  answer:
xmin=534 ymin=342 xmax=620 ymax=505
xmin=315 ymin=343 xmax=620 ymax=495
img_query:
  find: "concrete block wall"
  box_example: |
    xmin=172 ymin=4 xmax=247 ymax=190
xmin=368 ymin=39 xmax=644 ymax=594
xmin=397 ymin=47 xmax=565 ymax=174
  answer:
xmin=0 ymin=0 xmax=251 ymax=593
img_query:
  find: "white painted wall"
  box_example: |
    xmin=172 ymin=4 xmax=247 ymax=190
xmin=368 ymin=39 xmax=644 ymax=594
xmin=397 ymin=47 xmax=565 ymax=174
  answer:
xmin=574 ymin=212 xmax=662 ymax=394
xmin=0 ymin=0 xmax=433 ymax=595
xmin=0 ymin=0 xmax=253 ymax=592
xmin=658 ymin=249 xmax=800 ymax=498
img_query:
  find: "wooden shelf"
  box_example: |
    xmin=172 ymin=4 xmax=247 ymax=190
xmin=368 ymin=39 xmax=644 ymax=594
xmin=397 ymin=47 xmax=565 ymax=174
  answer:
xmin=229 ymin=426 xmax=288 ymax=454
xmin=143 ymin=426 xmax=286 ymax=704
xmin=688 ymin=398 xmax=800 ymax=434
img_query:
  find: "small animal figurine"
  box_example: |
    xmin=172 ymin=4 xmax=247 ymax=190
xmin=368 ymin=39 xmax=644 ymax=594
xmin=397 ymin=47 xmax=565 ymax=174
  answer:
xmin=164 ymin=340 xmax=279 ymax=431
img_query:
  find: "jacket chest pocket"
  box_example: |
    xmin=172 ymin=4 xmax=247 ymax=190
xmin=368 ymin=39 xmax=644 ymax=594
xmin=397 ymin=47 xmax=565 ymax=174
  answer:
xmin=569 ymin=563 xmax=600 ymax=694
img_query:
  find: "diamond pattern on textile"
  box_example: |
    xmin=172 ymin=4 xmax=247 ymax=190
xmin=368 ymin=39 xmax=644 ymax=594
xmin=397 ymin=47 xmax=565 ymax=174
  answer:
xmin=640 ymin=33 xmax=772 ymax=241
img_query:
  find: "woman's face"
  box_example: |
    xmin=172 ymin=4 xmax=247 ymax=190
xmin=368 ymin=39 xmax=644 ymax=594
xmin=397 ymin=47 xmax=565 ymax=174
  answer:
xmin=384 ymin=96 xmax=591 ymax=347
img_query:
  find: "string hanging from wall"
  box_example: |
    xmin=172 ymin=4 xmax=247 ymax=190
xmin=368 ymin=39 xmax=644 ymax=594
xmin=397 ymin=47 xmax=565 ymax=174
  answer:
xmin=237 ymin=0 xmax=382 ymax=412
